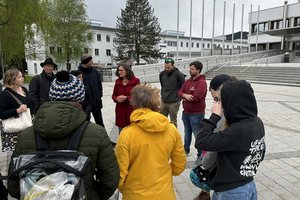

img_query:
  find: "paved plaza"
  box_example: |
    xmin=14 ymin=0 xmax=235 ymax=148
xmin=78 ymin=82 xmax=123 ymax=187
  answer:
xmin=103 ymin=81 xmax=300 ymax=200
xmin=2 ymin=80 xmax=300 ymax=199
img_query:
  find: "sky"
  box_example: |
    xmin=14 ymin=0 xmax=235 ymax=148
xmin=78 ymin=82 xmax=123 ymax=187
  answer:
xmin=85 ymin=0 xmax=299 ymax=38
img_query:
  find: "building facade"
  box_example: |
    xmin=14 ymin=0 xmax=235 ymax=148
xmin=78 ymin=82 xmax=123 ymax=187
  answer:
xmin=26 ymin=21 xmax=248 ymax=76
xmin=249 ymin=1 xmax=300 ymax=53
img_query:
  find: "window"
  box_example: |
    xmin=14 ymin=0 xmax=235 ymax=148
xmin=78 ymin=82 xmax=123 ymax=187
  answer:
xmin=84 ymin=48 xmax=89 ymax=54
xmin=202 ymin=43 xmax=205 ymax=48
xmin=294 ymin=17 xmax=300 ymax=27
xmin=57 ymin=47 xmax=62 ymax=53
xmin=50 ymin=46 xmax=55 ymax=54
xmin=196 ymin=43 xmax=199 ymax=48
xmin=181 ymin=42 xmax=183 ymax=47
xmin=97 ymin=34 xmax=101 ymax=41
xmin=207 ymin=43 xmax=210 ymax=48
xmin=95 ymin=48 xmax=99 ymax=56
xmin=106 ymin=35 xmax=110 ymax=42
xmin=271 ymin=20 xmax=283 ymax=30
xmin=106 ymin=49 xmax=111 ymax=56
xmin=227 ymin=45 xmax=229 ymax=49
xmin=192 ymin=43 xmax=194 ymax=48
xmin=186 ymin=42 xmax=188 ymax=47
xmin=113 ymin=37 xmax=117 ymax=43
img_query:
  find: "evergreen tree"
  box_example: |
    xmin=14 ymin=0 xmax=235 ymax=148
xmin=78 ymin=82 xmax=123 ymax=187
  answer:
xmin=115 ymin=0 xmax=161 ymax=65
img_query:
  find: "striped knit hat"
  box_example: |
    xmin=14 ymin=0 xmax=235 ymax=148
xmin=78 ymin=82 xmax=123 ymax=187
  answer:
xmin=49 ymin=70 xmax=85 ymax=102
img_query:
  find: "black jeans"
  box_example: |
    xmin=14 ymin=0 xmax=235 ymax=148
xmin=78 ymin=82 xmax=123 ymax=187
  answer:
xmin=86 ymin=106 xmax=104 ymax=127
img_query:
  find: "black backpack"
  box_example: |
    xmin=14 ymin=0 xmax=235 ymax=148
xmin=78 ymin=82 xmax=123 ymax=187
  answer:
xmin=9 ymin=121 xmax=90 ymax=200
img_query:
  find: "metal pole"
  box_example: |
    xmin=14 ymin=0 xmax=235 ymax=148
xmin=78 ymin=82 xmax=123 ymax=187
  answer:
xmin=240 ymin=4 xmax=244 ymax=54
xmin=256 ymin=5 xmax=260 ymax=52
xmin=222 ymin=1 xmax=226 ymax=55
xmin=201 ymin=0 xmax=205 ymax=57
xmin=212 ymin=0 xmax=216 ymax=56
xmin=248 ymin=4 xmax=252 ymax=53
xmin=231 ymin=3 xmax=235 ymax=55
xmin=189 ymin=0 xmax=192 ymax=58
xmin=176 ymin=0 xmax=179 ymax=60
xmin=281 ymin=1 xmax=288 ymax=50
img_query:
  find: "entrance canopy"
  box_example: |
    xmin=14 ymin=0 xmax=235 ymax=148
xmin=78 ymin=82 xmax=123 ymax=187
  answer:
xmin=264 ymin=26 xmax=300 ymax=37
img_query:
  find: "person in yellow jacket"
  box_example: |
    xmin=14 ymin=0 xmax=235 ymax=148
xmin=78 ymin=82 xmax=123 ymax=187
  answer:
xmin=116 ymin=84 xmax=187 ymax=200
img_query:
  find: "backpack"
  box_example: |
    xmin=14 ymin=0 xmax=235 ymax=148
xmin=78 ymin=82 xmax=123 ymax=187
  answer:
xmin=9 ymin=121 xmax=90 ymax=200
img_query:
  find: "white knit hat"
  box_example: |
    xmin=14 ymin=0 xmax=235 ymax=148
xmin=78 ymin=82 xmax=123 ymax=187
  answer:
xmin=49 ymin=71 xmax=85 ymax=102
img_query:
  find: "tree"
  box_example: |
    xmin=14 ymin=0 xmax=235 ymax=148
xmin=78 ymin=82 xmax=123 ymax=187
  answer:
xmin=0 ymin=0 xmax=44 ymax=73
xmin=115 ymin=0 xmax=161 ymax=65
xmin=43 ymin=0 xmax=92 ymax=71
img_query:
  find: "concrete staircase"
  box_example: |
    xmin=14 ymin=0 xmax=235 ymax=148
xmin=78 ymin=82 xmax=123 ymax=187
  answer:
xmin=205 ymin=64 xmax=300 ymax=86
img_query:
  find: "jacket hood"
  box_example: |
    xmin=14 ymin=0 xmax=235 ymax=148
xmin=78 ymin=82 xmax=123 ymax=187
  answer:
xmin=189 ymin=74 xmax=206 ymax=82
xmin=221 ymin=80 xmax=257 ymax=124
xmin=130 ymin=108 xmax=170 ymax=133
xmin=33 ymin=101 xmax=87 ymax=139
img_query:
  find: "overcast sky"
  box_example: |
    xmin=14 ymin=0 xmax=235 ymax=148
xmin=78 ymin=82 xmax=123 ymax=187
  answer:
xmin=85 ymin=0 xmax=299 ymax=38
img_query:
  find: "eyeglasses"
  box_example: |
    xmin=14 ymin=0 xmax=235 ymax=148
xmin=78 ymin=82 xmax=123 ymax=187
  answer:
xmin=118 ymin=69 xmax=125 ymax=72
xmin=165 ymin=58 xmax=174 ymax=63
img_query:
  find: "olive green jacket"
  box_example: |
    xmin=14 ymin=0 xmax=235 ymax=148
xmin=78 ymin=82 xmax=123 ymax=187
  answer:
xmin=8 ymin=101 xmax=119 ymax=200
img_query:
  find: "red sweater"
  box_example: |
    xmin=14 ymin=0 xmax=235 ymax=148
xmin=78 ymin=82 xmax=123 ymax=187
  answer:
xmin=178 ymin=75 xmax=207 ymax=114
xmin=112 ymin=77 xmax=140 ymax=127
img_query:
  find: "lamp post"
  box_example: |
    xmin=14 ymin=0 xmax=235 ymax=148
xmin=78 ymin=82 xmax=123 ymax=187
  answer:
xmin=128 ymin=44 xmax=134 ymax=66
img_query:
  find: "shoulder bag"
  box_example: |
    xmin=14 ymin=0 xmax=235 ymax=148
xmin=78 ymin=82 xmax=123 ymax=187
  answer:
xmin=2 ymin=91 xmax=32 ymax=133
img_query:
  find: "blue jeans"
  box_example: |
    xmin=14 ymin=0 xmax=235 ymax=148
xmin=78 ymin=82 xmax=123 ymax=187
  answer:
xmin=182 ymin=113 xmax=204 ymax=156
xmin=212 ymin=181 xmax=257 ymax=200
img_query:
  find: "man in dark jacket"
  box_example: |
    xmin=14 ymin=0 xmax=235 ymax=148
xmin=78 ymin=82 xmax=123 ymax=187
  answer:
xmin=29 ymin=57 xmax=56 ymax=113
xmin=8 ymin=71 xmax=119 ymax=200
xmin=78 ymin=55 xmax=104 ymax=127
xmin=159 ymin=58 xmax=185 ymax=127
xmin=195 ymin=80 xmax=265 ymax=200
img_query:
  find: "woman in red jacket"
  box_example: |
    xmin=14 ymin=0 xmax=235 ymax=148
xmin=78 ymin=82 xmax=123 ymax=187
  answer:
xmin=112 ymin=63 xmax=140 ymax=132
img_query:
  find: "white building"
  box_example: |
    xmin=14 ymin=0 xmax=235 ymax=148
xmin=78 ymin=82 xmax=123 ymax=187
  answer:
xmin=249 ymin=1 xmax=300 ymax=53
xmin=26 ymin=21 xmax=248 ymax=76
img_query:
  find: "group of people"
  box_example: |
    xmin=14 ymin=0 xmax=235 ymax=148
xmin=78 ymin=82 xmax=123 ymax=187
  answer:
xmin=0 ymin=55 xmax=266 ymax=200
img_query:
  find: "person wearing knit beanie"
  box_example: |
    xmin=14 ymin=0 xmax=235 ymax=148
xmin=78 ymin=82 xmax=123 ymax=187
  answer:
xmin=49 ymin=70 xmax=85 ymax=102
xmin=81 ymin=54 xmax=93 ymax=65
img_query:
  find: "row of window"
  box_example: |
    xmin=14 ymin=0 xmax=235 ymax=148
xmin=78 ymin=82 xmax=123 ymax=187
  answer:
xmin=251 ymin=17 xmax=300 ymax=33
xmin=94 ymin=48 xmax=111 ymax=56
xmin=49 ymin=46 xmax=111 ymax=57
xmin=164 ymin=41 xmax=240 ymax=49
xmin=96 ymin=34 xmax=117 ymax=43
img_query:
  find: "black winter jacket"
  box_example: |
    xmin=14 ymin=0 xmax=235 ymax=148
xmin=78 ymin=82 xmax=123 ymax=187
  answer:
xmin=78 ymin=65 xmax=103 ymax=108
xmin=159 ymin=67 xmax=185 ymax=103
xmin=29 ymin=70 xmax=55 ymax=113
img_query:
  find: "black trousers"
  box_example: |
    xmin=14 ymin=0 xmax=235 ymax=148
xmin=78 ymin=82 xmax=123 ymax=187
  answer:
xmin=86 ymin=106 xmax=104 ymax=127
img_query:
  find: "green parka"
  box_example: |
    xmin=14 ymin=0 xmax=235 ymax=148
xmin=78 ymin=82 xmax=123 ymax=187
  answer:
xmin=8 ymin=101 xmax=119 ymax=200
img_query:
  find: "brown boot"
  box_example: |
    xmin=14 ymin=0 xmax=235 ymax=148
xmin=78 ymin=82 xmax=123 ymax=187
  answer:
xmin=193 ymin=191 xmax=211 ymax=200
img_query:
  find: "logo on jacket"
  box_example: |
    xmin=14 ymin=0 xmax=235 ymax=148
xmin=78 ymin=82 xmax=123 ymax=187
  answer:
xmin=240 ymin=137 xmax=265 ymax=177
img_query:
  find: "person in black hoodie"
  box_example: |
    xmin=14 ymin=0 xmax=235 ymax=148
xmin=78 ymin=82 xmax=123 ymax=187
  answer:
xmin=195 ymin=80 xmax=265 ymax=200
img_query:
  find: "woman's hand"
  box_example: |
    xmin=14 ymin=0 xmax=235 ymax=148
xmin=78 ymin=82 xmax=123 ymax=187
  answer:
xmin=17 ymin=104 xmax=27 ymax=114
xmin=116 ymin=95 xmax=127 ymax=103
xmin=212 ymin=101 xmax=223 ymax=116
